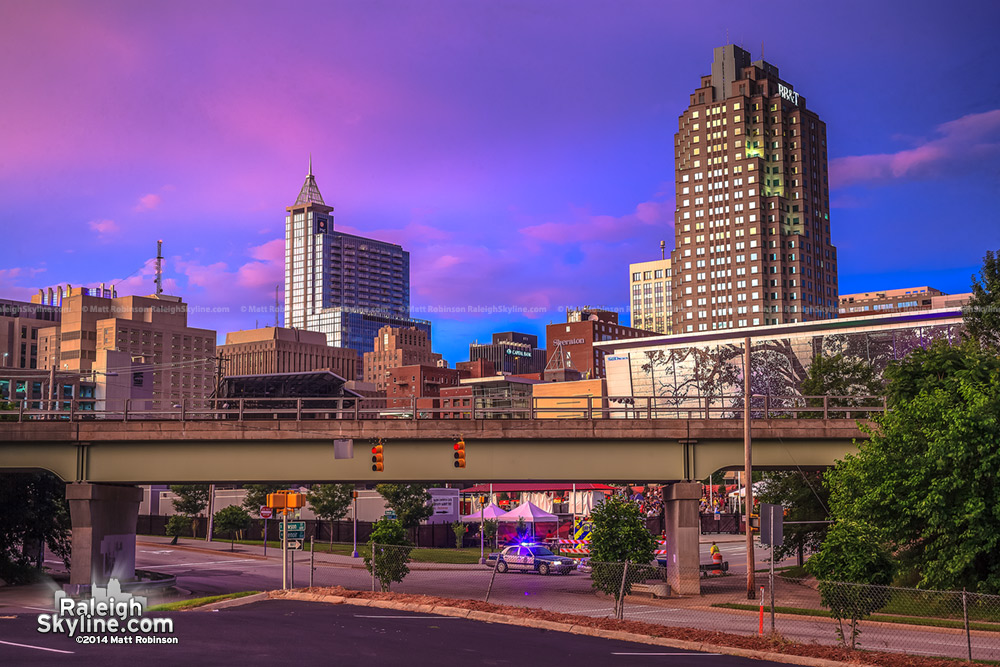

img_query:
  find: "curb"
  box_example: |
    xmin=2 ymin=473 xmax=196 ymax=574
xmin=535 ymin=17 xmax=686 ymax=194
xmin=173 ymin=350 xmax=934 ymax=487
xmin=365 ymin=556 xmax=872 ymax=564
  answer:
xmin=268 ymin=590 xmax=874 ymax=667
xmin=137 ymin=541 xmax=270 ymax=561
xmin=194 ymin=592 xmax=270 ymax=612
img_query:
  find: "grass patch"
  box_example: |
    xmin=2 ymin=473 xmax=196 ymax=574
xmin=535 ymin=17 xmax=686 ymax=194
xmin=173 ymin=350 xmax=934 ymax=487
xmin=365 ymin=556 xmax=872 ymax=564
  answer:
xmin=147 ymin=591 xmax=260 ymax=612
xmin=143 ymin=535 xmax=486 ymax=565
xmin=713 ymin=603 xmax=1000 ymax=632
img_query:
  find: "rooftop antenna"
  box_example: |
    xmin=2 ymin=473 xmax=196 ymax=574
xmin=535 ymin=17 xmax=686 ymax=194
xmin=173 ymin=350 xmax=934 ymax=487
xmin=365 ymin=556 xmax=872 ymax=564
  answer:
xmin=660 ymin=240 xmax=666 ymax=260
xmin=154 ymin=240 xmax=164 ymax=296
xmin=308 ymin=153 xmax=313 ymax=176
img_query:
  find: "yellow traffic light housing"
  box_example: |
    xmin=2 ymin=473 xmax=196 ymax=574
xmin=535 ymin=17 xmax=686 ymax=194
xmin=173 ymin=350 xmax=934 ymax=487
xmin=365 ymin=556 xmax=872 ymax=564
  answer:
xmin=267 ymin=490 xmax=304 ymax=512
xmin=453 ymin=437 xmax=466 ymax=468
xmin=371 ymin=443 xmax=384 ymax=472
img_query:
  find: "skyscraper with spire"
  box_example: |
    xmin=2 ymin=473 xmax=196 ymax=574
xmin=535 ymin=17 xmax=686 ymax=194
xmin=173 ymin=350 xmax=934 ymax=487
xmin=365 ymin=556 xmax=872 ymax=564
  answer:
xmin=284 ymin=159 xmax=430 ymax=365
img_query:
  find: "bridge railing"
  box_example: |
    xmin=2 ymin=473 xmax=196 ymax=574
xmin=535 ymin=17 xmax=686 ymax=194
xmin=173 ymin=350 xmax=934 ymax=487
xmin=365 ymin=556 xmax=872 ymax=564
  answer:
xmin=1 ymin=394 xmax=888 ymax=423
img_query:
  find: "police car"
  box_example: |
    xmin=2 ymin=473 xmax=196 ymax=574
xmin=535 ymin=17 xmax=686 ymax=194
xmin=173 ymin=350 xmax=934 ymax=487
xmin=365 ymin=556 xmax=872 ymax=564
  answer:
xmin=486 ymin=544 xmax=576 ymax=575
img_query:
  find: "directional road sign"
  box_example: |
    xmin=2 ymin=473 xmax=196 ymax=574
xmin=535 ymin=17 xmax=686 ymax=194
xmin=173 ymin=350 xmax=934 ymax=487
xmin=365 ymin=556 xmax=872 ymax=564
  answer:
xmin=384 ymin=510 xmax=397 ymax=520
xmin=279 ymin=521 xmax=306 ymax=541
xmin=289 ymin=540 xmax=303 ymax=550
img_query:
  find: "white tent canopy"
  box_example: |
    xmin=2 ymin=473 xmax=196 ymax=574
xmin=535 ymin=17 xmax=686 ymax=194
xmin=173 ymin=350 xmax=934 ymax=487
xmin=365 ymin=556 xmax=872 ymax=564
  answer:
xmin=459 ymin=503 xmax=508 ymax=523
xmin=728 ymin=481 xmax=767 ymax=498
xmin=497 ymin=501 xmax=558 ymax=523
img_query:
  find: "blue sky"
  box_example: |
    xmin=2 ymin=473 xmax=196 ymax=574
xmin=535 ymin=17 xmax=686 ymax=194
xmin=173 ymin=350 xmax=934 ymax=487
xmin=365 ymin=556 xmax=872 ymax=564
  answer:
xmin=1 ymin=0 xmax=998 ymax=363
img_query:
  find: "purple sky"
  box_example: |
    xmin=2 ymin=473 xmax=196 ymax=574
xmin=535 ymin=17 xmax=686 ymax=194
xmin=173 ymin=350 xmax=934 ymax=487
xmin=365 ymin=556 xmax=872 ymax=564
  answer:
xmin=2 ymin=0 xmax=998 ymax=364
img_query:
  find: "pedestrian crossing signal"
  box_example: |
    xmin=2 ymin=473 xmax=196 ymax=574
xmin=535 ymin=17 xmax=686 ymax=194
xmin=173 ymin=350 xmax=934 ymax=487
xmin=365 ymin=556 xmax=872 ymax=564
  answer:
xmin=453 ymin=438 xmax=466 ymax=468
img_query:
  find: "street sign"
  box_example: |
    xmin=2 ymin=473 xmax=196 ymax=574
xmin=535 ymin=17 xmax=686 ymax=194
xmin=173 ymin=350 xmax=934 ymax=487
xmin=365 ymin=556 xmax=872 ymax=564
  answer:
xmin=384 ymin=510 xmax=397 ymax=520
xmin=279 ymin=521 xmax=306 ymax=541
xmin=259 ymin=507 xmax=273 ymax=519
xmin=759 ymin=503 xmax=784 ymax=546
xmin=289 ymin=540 xmax=302 ymax=550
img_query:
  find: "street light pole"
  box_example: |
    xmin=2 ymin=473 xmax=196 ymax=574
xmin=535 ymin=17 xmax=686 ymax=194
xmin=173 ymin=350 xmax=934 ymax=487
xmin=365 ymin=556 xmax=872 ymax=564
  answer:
xmin=744 ymin=336 xmax=756 ymax=600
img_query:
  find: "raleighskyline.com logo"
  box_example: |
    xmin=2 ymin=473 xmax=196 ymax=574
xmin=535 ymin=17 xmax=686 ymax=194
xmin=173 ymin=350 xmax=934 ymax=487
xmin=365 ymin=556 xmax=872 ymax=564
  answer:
xmin=36 ymin=579 xmax=176 ymax=645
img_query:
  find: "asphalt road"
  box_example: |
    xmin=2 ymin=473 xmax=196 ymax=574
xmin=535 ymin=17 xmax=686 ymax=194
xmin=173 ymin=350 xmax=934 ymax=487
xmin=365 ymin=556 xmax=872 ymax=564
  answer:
xmin=0 ymin=599 xmax=790 ymax=667
xmin=2 ymin=540 xmax=995 ymax=663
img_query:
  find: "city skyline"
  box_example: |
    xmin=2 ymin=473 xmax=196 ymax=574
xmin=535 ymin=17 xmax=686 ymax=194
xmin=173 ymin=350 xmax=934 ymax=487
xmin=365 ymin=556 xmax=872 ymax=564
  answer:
xmin=1 ymin=1 xmax=998 ymax=363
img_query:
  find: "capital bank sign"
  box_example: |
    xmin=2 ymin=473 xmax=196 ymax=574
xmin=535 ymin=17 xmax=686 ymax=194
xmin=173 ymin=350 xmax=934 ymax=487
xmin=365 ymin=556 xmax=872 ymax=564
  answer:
xmin=778 ymin=83 xmax=800 ymax=106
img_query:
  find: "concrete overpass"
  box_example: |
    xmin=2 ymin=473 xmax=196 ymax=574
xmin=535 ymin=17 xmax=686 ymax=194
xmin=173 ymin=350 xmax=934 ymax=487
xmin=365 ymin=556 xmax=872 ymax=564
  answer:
xmin=0 ymin=411 xmax=871 ymax=596
xmin=0 ymin=417 xmax=867 ymax=484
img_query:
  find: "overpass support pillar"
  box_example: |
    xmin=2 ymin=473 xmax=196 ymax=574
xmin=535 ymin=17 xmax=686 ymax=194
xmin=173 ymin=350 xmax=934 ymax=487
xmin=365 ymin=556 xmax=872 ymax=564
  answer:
xmin=662 ymin=481 xmax=701 ymax=596
xmin=65 ymin=483 xmax=143 ymax=594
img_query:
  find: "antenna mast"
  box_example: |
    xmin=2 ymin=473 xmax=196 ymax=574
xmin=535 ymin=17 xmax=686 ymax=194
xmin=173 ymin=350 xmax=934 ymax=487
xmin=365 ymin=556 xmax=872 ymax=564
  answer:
xmin=154 ymin=240 xmax=164 ymax=296
xmin=660 ymin=240 xmax=666 ymax=260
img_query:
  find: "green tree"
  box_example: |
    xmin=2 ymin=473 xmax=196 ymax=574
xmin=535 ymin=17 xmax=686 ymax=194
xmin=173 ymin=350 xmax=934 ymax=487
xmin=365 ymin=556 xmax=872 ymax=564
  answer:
xmin=451 ymin=520 xmax=467 ymax=549
xmin=241 ymin=484 xmax=282 ymax=518
xmin=213 ymin=505 xmax=252 ymax=551
xmin=805 ymin=520 xmax=894 ymax=649
xmin=363 ymin=518 xmax=412 ymax=592
xmin=965 ymin=248 xmax=1000 ymax=350
xmin=170 ymin=485 xmax=209 ymax=537
xmin=164 ymin=515 xmax=188 ymax=543
xmin=0 ymin=472 xmax=71 ymax=583
xmin=757 ymin=470 xmax=829 ymax=566
xmin=827 ymin=339 xmax=1000 ymax=592
xmin=801 ymin=353 xmax=883 ymax=417
xmin=482 ymin=518 xmax=498 ymax=548
xmin=306 ymin=484 xmax=354 ymax=545
xmin=375 ymin=484 xmax=432 ymax=529
xmin=588 ymin=494 xmax=656 ymax=615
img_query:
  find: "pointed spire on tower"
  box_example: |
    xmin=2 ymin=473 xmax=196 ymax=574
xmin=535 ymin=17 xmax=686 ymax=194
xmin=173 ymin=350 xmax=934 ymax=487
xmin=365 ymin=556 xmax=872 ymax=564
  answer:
xmin=295 ymin=154 xmax=326 ymax=206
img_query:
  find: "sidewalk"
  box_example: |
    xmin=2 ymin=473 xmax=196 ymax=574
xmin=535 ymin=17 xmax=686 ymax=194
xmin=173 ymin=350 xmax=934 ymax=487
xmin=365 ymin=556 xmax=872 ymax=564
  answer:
xmin=136 ymin=535 xmax=482 ymax=570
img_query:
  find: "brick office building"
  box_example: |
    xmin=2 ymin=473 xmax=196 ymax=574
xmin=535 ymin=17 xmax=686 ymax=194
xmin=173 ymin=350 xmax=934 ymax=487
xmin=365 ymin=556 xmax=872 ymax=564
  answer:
xmin=672 ymin=45 xmax=839 ymax=332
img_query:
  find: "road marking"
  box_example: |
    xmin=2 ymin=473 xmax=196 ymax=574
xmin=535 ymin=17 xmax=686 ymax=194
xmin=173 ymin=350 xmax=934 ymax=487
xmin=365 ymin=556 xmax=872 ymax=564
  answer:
xmin=611 ymin=652 xmax=718 ymax=656
xmin=140 ymin=559 xmax=259 ymax=569
xmin=354 ymin=615 xmax=462 ymax=619
xmin=0 ymin=639 xmax=74 ymax=654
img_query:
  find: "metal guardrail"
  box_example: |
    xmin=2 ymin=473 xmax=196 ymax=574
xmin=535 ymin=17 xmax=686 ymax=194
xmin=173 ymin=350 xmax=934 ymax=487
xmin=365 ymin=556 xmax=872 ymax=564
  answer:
xmin=0 ymin=394 xmax=887 ymax=423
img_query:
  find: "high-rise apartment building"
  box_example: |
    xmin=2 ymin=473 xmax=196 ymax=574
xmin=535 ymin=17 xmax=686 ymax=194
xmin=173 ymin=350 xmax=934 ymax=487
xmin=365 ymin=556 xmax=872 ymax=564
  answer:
xmin=32 ymin=286 xmax=215 ymax=409
xmin=363 ymin=325 xmax=442 ymax=392
xmin=629 ymin=258 xmax=673 ymax=334
xmin=284 ymin=161 xmax=431 ymax=357
xmin=672 ymin=45 xmax=838 ymax=333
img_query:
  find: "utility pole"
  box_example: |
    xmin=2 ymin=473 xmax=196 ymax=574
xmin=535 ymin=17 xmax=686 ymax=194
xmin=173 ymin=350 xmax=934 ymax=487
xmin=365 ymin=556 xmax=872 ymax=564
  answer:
xmin=744 ymin=336 xmax=755 ymax=599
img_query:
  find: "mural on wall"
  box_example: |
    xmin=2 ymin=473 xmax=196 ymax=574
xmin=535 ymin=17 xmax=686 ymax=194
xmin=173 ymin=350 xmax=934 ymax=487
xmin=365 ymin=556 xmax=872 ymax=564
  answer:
xmin=622 ymin=322 xmax=963 ymax=415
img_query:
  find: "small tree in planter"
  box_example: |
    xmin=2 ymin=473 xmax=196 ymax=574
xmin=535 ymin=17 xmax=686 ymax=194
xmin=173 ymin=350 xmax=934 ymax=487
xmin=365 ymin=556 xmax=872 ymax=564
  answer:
xmin=165 ymin=515 xmax=188 ymax=545
xmin=363 ymin=518 xmax=412 ymax=592
xmin=451 ymin=520 xmax=467 ymax=548
xmin=214 ymin=505 xmax=252 ymax=551
xmin=482 ymin=519 xmax=498 ymax=549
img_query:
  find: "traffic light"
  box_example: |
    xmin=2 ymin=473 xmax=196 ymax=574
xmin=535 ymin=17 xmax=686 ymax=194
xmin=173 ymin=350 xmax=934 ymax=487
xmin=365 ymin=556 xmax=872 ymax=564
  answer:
xmin=453 ymin=437 xmax=466 ymax=468
xmin=371 ymin=439 xmax=384 ymax=472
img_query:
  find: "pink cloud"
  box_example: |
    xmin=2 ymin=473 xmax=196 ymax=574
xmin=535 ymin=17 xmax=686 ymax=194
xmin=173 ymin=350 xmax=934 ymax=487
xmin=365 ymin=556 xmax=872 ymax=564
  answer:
xmin=831 ymin=108 xmax=1000 ymax=188
xmin=520 ymin=200 xmax=673 ymax=243
xmin=134 ymin=193 xmax=162 ymax=211
xmin=248 ymin=238 xmax=284 ymax=263
xmin=88 ymin=219 xmax=120 ymax=236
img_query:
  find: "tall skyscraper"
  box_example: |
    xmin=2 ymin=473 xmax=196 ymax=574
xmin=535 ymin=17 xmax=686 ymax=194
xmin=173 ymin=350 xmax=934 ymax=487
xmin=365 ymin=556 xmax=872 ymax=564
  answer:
xmin=672 ymin=45 xmax=838 ymax=333
xmin=284 ymin=160 xmax=431 ymax=359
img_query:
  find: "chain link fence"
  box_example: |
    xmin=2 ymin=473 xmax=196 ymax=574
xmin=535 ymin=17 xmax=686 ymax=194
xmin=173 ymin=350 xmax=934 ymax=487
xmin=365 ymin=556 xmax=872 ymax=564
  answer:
xmin=307 ymin=544 xmax=1000 ymax=662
